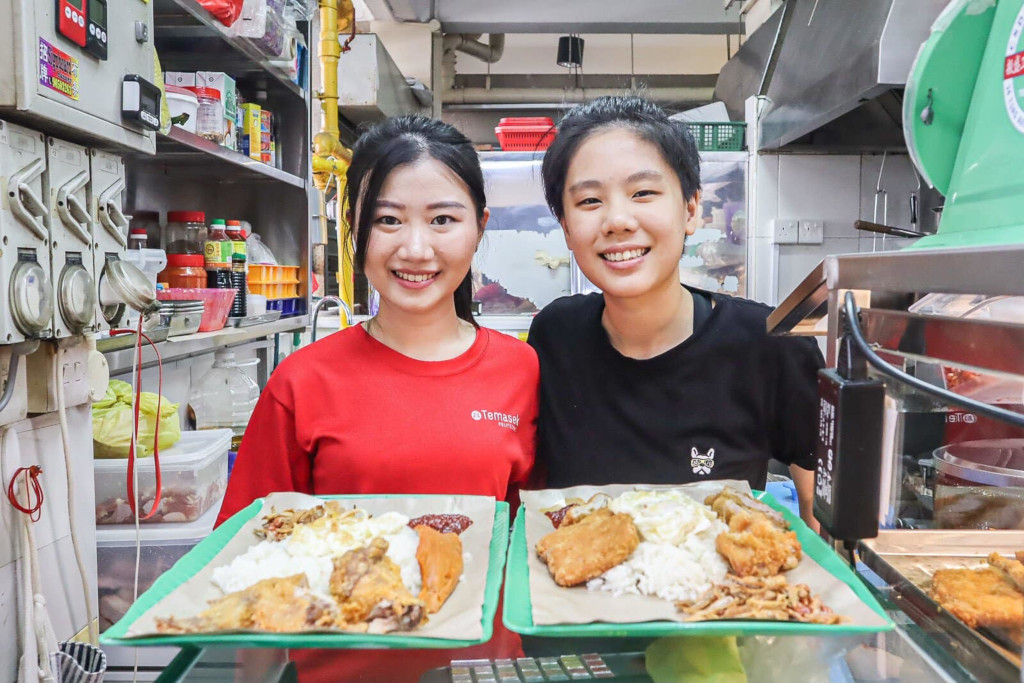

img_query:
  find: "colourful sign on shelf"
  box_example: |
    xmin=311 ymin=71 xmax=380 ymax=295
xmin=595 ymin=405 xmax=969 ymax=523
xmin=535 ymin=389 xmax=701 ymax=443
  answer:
xmin=38 ymin=38 xmax=80 ymax=101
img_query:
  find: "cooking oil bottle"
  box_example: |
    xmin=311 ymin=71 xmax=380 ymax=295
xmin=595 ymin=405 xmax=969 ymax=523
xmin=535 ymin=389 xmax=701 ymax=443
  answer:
xmin=187 ymin=348 xmax=259 ymax=449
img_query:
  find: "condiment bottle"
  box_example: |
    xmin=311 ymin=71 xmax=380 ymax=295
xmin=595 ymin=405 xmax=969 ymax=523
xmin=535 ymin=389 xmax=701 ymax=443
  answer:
xmin=230 ymin=253 xmax=247 ymax=318
xmin=160 ymin=254 xmax=207 ymax=289
xmin=225 ymin=220 xmax=247 ymax=262
xmin=204 ymin=219 xmax=231 ymax=271
xmin=129 ymin=227 xmax=147 ymax=251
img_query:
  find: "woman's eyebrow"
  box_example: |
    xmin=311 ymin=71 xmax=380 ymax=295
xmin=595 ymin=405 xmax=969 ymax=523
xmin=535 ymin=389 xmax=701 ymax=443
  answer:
xmin=626 ymin=170 xmax=663 ymax=184
xmin=375 ymin=199 xmax=404 ymax=209
xmin=427 ymin=201 xmax=467 ymax=210
xmin=567 ymin=178 xmax=602 ymax=194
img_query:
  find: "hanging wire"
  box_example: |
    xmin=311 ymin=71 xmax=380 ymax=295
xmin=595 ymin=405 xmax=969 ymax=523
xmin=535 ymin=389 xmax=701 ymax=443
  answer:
xmin=6 ymin=465 xmax=44 ymax=522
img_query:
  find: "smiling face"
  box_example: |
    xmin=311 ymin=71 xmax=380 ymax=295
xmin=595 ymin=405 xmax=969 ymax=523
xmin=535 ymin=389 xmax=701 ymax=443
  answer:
xmin=561 ymin=127 xmax=699 ymax=301
xmin=359 ymin=158 xmax=487 ymax=319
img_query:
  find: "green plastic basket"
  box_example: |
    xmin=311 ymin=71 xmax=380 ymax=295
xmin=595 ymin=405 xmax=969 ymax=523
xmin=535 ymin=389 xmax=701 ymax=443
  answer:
xmin=686 ymin=122 xmax=746 ymax=151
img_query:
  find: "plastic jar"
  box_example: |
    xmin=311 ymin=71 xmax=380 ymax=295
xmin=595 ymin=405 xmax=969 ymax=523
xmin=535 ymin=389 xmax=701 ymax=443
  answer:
xmin=165 ymin=211 xmax=207 ymax=255
xmin=159 ymin=254 xmax=207 ymax=289
xmin=192 ymin=87 xmax=225 ymax=144
xmin=130 ymin=210 xmax=161 ymax=249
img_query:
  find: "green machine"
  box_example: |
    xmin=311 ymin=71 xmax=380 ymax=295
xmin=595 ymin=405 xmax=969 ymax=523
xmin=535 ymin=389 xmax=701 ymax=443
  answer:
xmin=905 ymin=0 xmax=1024 ymax=247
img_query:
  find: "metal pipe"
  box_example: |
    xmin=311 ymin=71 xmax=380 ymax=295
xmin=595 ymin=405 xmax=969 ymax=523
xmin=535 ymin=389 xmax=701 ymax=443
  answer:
xmin=312 ymin=296 xmax=354 ymax=342
xmin=313 ymin=0 xmax=353 ymax=192
xmin=443 ymin=33 xmax=506 ymax=63
xmin=442 ymin=86 xmax=714 ymax=105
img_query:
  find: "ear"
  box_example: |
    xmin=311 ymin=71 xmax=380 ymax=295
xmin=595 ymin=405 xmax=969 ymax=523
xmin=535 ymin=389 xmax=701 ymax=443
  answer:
xmin=691 ymin=447 xmax=698 ymax=457
xmin=560 ymin=218 xmax=573 ymax=249
xmin=707 ymin=448 xmax=715 ymax=458
xmin=479 ymin=207 xmax=490 ymax=234
xmin=684 ymin=190 xmax=701 ymax=237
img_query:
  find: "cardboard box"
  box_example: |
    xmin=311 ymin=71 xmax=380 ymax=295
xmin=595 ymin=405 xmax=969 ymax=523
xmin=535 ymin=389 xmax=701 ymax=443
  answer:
xmin=195 ymin=72 xmax=237 ymax=120
xmin=241 ymin=103 xmax=262 ymax=161
xmin=164 ymin=72 xmax=196 ymax=88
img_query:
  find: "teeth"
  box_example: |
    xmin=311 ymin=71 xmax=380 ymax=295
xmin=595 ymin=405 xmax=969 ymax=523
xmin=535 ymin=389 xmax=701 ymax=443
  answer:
xmin=394 ymin=271 xmax=435 ymax=283
xmin=602 ymin=248 xmax=648 ymax=262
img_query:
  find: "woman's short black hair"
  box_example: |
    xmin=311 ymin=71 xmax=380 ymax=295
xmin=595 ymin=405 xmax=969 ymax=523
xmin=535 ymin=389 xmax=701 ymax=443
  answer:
xmin=344 ymin=115 xmax=484 ymax=327
xmin=541 ymin=95 xmax=701 ymax=220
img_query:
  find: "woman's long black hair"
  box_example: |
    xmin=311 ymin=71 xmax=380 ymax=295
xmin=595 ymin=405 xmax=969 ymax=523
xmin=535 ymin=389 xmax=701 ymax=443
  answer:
xmin=345 ymin=115 xmax=484 ymax=327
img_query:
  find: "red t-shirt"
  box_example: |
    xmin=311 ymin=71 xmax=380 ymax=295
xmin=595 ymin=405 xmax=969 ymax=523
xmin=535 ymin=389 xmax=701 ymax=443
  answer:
xmin=217 ymin=324 xmax=539 ymax=682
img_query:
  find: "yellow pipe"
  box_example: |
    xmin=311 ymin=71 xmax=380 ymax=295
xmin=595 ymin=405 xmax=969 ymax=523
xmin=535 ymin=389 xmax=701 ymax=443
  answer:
xmin=313 ymin=0 xmax=356 ymax=322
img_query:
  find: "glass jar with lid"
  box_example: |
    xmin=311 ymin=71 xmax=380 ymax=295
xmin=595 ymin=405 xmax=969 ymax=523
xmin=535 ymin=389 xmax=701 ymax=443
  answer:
xmin=165 ymin=211 xmax=207 ymax=256
xmin=160 ymin=254 xmax=208 ymax=289
xmin=191 ymin=87 xmax=225 ymax=144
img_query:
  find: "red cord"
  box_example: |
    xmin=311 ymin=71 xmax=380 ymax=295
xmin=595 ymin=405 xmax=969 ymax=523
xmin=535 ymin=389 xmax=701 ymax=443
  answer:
xmin=110 ymin=317 xmax=164 ymax=520
xmin=6 ymin=466 xmax=44 ymax=522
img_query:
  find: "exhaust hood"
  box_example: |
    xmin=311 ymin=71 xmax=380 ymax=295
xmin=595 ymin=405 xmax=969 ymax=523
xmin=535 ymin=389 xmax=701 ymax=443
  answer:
xmin=338 ymin=34 xmax=426 ymax=127
xmin=717 ymin=0 xmax=946 ymax=151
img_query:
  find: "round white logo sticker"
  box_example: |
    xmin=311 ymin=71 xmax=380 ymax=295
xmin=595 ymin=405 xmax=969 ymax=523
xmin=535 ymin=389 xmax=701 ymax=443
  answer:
xmin=471 ymin=410 xmax=482 ymax=421
xmin=1004 ymin=4 xmax=1024 ymax=133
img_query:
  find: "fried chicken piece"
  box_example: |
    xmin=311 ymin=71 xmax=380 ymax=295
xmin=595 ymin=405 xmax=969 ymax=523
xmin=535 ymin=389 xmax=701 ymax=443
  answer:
xmin=705 ymin=487 xmax=788 ymax=530
xmin=414 ymin=525 xmax=463 ymax=613
xmin=988 ymin=552 xmax=1024 ymax=592
xmin=715 ymin=511 xmax=801 ymax=577
xmin=329 ymin=537 xmax=426 ymax=633
xmin=930 ymin=567 xmax=1024 ymax=630
xmin=156 ymin=574 xmax=338 ymax=634
xmin=535 ymin=508 xmax=640 ymax=587
xmin=677 ymin=574 xmax=845 ymax=624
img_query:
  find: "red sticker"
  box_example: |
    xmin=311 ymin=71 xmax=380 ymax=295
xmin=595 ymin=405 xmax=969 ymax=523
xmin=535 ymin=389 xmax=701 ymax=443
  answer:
xmin=1005 ymin=51 xmax=1024 ymax=80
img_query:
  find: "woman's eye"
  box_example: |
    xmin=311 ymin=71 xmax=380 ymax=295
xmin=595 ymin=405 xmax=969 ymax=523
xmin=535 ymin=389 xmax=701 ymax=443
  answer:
xmin=634 ymin=189 xmax=658 ymax=199
xmin=375 ymin=215 xmax=400 ymax=226
xmin=431 ymin=215 xmax=456 ymax=226
xmin=577 ymin=197 xmax=601 ymax=207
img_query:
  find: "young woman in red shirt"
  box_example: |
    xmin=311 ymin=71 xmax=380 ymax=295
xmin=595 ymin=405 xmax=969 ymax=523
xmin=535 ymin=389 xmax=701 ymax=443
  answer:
xmin=218 ymin=115 xmax=539 ymax=682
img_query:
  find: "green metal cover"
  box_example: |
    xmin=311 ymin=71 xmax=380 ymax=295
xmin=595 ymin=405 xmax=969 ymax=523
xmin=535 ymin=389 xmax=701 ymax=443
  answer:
xmin=905 ymin=0 xmax=1024 ymax=248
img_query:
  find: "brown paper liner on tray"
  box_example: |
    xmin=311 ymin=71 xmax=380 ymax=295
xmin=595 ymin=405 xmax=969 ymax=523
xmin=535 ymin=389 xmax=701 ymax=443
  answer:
xmin=124 ymin=492 xmax=496 ymax=640
xmin=521 ymin=481 xmax=889 ymax=629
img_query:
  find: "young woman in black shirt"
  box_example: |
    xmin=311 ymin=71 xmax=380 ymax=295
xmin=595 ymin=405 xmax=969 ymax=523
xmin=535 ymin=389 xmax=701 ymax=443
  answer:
xmin=528 ymin=95 xmax=823 ymax=530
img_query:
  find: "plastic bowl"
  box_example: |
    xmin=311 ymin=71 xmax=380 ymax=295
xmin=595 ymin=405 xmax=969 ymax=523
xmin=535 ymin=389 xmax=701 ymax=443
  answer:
xmin=158 ymin=288 xmax=236 ymax=332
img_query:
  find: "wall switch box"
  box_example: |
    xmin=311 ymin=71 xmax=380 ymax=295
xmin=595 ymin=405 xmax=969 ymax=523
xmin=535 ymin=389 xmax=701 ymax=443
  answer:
xmin=799 ymin=219 xmax=825 ymax=244
xmin=772 ymin=218 xmax=799 ymax=244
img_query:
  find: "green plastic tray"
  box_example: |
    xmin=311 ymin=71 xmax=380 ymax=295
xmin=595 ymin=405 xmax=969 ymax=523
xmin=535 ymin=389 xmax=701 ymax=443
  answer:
xmin=101 ymin=495 xmax=509 ymax=649
xmin=503 ymin=492 xmax=893 ymax=638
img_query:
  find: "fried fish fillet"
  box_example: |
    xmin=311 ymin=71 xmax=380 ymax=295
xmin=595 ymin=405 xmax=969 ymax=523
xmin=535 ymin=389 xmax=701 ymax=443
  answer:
xmin=155 ymin=574 xmax=338 ymax=634
xmin=705 ymin=487 xmax=788 ymax=530
xmin=930 ymin=566 xmax=1024 ymax=631
xmin=715 ymin=511 xmax=802 ymax=577
xmin=414 ymin=525 xmax=463 ymax=613
xmin=329 ymin=537 xmax=426 ymax=633
xmin=535 ymin=507 xmax=640 ymax=587
xmin=988 ymin=552 xmax=1024 ymax=592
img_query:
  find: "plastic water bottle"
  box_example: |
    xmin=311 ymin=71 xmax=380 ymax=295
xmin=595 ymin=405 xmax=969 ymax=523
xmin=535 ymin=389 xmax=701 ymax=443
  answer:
xmin=187 ymin=349 xmax=260 ymax=450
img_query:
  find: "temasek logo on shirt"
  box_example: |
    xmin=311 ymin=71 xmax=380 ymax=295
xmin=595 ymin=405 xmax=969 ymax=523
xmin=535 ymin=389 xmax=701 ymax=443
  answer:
xmin=471 ymin=409 xmax=520 ymax=431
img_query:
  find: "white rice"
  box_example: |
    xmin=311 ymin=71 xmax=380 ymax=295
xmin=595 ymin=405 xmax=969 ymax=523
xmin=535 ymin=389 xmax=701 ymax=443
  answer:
xmin=212 ymin=506 xmax=423 ymax=597
xmin=585 ymin=489 xmax=727 ymax=603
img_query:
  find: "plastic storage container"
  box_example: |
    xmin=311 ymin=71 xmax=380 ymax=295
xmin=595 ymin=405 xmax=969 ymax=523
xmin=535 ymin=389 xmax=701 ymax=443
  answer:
xmin=96 ymin=502 xmax=220 ymax=631
xmin=247 ymin=264 xmax=301 ymax=299
xmin=160 ymin=254 xmax=207 ymax=289
xmin=188 ymin=349 xmax=260 ymax=451
xmin=933 ymin=439 xmax=1024 ymax=530
xmin=494 ymin=117 xmax=556 ymax=151
xmin=93 ymin=428 xmax=231 ymax=525
xmin=165 ymin=85 xmax=199 ymax=134
xmin=158 ymin=288 xmax=236 ymax=332
xmin=165 ymin=211 xmax=207 ymax=255
xmin=685 ymin=122 xmax=746 ymax=151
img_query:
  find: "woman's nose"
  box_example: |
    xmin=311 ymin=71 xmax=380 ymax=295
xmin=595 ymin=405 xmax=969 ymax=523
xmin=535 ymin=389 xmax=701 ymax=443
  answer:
xmin=602 ymin=201 xmax=639 ymax=235
xmin=398 ymin=224 xmax=435 ymax=260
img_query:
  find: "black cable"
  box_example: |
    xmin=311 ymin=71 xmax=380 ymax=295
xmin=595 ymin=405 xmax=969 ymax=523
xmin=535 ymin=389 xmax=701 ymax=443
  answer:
xmin=843 ymin=291 xmax=1024 ymax=429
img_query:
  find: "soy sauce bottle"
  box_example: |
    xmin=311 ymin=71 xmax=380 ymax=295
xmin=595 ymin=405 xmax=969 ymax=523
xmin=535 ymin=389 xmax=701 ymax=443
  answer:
xmin=230 ymin=253 xmax=247 ymax=318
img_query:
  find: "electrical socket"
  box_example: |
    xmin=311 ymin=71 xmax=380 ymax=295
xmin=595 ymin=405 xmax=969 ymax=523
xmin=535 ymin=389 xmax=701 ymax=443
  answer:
xmin=798 ymin=219 xmax=825 ymax=244
xmin=772 ymin=218 xmax=799 ymax=244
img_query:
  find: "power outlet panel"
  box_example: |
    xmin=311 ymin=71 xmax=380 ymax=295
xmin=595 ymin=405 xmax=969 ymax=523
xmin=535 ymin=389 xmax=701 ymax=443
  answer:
xmin=798 ymin=219 xmax=825 ymax=244
xmin=26 ymin=342 xmax=91 ymax=413
xmin=772 ymin=218 xmax=800 ymax=244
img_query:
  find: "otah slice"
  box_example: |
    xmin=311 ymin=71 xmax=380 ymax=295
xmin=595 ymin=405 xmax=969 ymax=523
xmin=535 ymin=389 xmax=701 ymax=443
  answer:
xmin=414 ymin=525 xmax=464 ymax=613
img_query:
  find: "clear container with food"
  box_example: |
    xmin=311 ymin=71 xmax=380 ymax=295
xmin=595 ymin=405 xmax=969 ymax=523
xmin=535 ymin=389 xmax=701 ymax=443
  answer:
xmin=192 ymin=86 xmax=225 ymax=143
xmin=96 ymin=502 xmax=219 ymax=631
xmin=164 ymin=211 xmax=207 ymax=255
xmin=93 ymin=428 xmax=232 ymax=525
xmin=160 ymin=254 xmax=208 ymax=290
xmin=933 ymin=438 xmax=1024 ymax=530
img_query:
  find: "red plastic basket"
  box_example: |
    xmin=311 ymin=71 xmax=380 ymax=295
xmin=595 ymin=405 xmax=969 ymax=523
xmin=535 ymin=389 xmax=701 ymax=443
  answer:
xmin=158 ymin=288 xmax=236 ymax=332
xmin=495 ymin=117 xmax=557 ymax=151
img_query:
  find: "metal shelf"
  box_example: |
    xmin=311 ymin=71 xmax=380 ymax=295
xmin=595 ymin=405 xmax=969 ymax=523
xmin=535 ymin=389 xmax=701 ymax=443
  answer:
xmin=155 ymin=126 xmax=305 ymax=188
xmin=100 ymin=316 xmax=308 ymax=374
xmin=154 ymin=0 xmax=305 ymax=101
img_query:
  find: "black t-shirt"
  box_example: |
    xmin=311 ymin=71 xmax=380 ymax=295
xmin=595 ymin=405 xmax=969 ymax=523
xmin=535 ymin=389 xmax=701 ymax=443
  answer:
xmin=527 ymin=288 xmax=824 ymax=490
